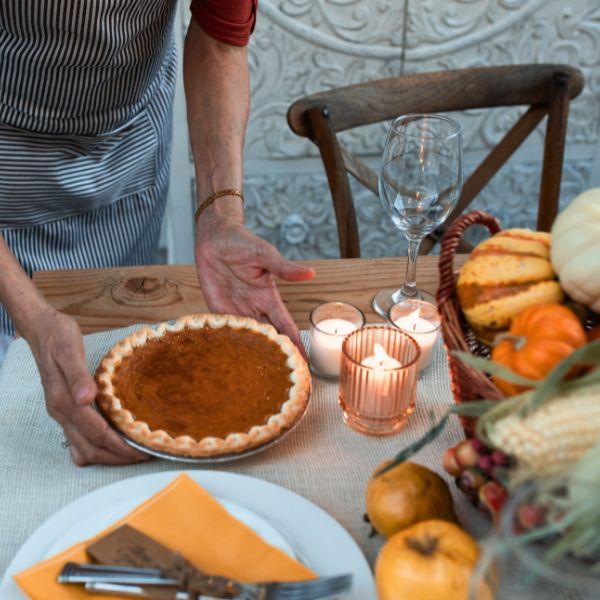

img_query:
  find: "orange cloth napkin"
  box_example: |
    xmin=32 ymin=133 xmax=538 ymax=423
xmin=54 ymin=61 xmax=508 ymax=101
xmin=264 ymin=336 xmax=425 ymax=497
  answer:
xmin=15 ymin=473 xmax=315 ymax=599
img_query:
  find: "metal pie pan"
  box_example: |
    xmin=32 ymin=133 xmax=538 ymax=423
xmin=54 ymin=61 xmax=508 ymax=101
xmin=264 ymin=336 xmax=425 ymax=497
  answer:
xmin=118 ymin=399 xmax=310 ymax=464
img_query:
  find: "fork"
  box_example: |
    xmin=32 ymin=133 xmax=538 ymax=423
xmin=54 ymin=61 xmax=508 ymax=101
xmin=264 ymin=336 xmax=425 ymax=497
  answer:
xmin=231 ymin=573 xmax=353 ymax=599
xmin=84 ymin=573 xmax=353 ymax=599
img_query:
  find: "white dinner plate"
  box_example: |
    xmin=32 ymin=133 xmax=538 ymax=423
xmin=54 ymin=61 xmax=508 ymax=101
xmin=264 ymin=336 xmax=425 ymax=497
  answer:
xmin=0 ymin=470 xmax=375 ymax=599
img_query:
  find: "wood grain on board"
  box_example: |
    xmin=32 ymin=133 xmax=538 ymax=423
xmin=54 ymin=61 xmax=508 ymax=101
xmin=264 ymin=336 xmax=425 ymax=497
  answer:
xmin=32 ymin=256 xmax=467 ymax=334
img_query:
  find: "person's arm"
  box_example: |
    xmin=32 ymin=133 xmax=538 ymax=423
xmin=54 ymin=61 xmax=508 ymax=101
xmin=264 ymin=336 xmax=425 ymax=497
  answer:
xmin=0 ymin=235 xmax=147 ymax=465
xmin=184 ymin=11 xmax=314 ymax=355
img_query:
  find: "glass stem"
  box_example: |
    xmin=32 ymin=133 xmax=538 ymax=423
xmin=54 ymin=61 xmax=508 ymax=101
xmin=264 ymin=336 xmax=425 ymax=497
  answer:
xmin=401 ymin=238 xmax=422 ymax=298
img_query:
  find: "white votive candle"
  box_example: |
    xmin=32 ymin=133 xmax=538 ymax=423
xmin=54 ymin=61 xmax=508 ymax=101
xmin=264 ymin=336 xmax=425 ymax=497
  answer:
xmin=393 ymin=308 xmax=440 ymax=371
xmin=309 ymin=302 xmax=365 ymax=378
xmin=361 ymin=343 xmax=403 ymax=399
xmin=310 ymin=317 xmax=358 ymax=377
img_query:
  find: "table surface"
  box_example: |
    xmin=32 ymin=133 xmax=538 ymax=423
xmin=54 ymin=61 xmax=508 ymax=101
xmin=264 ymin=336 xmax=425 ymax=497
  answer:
xmin=0 ymin=254 xmax=482 ymax=597
xmin=0 ymin=329 xmax=485 ymax=597
xmin=32 ymin=255 xmax=467 ymax=332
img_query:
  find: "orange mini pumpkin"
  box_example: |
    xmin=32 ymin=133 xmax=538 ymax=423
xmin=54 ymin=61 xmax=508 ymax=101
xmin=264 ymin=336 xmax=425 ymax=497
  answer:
xmin=491 ymin=303 xmax=587 ymax=396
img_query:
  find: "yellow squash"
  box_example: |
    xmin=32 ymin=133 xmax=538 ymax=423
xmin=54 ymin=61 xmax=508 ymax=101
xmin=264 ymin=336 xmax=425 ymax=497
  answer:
xmin=457 ymin=228 xmax=563 ymax=344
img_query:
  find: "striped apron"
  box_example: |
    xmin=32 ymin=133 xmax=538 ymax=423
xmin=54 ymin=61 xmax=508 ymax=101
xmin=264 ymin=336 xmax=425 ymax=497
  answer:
xmin=0 ymin=0 xmax=178 ymax=336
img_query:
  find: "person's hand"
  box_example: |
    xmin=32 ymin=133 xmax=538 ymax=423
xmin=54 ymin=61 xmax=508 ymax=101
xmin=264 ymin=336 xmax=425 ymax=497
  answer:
xmin=195 ymin=217 xmax=315 ymax=357
xmin=25 ymin=307 xmax=149 ymax=466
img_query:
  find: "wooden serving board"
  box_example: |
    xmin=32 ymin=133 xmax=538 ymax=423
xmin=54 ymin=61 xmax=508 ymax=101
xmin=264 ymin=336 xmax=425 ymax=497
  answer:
xmin=32 ymin=256 xmax=467 ymax=334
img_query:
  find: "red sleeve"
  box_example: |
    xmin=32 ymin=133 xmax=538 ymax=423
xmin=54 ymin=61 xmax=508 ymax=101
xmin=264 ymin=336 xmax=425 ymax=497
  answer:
xmin=190 ymin=0 xmax=258 ymax=46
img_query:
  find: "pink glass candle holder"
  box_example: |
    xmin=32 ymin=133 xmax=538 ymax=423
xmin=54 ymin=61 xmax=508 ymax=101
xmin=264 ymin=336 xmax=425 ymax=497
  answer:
xmin=338 ymin=326 xmax=420 ymax=436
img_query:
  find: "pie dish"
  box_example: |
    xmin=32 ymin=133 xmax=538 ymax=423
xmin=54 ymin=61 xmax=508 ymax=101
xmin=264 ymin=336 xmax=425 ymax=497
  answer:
xmin=95 ymin=314 xmax=311 ymax=458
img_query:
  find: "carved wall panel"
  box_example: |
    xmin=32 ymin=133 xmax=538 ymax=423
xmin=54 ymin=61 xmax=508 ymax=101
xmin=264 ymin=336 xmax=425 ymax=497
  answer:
xmin=245 ymin=158 xmax=593 ymax=260
xmin=166 ymin=0 xmax=600 ymax=262
xmin=402 ymin=0 xmax=600 ymax=151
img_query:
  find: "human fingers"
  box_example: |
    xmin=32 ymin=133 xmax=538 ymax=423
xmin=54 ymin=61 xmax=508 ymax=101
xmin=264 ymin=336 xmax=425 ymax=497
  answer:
xmin=70 ymin=405 xmax=150 ymax=463
xmin=63 ymin=422 xmax=147 ymax=466
xmin=31 ymin=312 xmax=147 ymax=465
xmin=255 ymin=241 xmax=315 ymax=282
xmin=41 ymin=362 xmax=80 ymax=426
xmin=44 ymin=366 xmax=148 ymax=465
xmin=53 ymin=329 xmax=97 ymax=406
xmin=266 ymin=301 xmax=308 ymax=361
xmin=39 ymin=366 xmax=134 ymax=464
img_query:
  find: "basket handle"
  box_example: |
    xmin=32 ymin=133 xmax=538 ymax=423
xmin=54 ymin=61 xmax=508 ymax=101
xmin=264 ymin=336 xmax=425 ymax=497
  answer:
xmin=436 ymin=210 xmax=502 ymax=306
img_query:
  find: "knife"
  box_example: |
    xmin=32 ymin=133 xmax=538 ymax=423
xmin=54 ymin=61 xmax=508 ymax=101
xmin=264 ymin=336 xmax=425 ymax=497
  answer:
xmin=84 ymin=581 xmax=221 ymax=600
xmin=58 ymin=562 xmax=179 ymax=586
xmin=59 ymin=561 xmax=236 ymax=595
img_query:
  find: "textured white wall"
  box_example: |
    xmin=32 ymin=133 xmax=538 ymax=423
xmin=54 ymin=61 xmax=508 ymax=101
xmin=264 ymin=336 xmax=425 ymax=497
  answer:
xmin=165 ymin=0 xmax=600 ymax=263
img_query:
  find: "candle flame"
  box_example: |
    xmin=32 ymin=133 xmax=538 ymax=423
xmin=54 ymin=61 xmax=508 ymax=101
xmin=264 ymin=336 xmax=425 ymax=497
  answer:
xmin=374 ymin=343 xmax=391 ymax=364
xmin=361 ymin=343 xmax=402 ymax=370
xmin=406 ymin=308 xmax=420 ymax=332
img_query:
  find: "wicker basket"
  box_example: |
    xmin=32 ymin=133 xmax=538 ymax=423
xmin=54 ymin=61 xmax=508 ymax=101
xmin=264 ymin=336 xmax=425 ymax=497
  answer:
xmin=435 ymin=211 xmax=518 ymax=436
xmin=436 ymin=210 xmax=600 ymax=436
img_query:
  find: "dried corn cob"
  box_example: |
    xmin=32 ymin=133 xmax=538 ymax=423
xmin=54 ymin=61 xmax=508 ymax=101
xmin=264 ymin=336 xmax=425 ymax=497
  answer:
xmin=485 ymin=389 xmax=600 ymax=480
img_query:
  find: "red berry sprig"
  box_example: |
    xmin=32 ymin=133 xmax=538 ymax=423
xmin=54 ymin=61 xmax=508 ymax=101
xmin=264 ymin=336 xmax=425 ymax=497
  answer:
xmin=444 ymin=437 xmax=512 ymax=519
xmin=444 ymin=439 xmax=550 ymax=532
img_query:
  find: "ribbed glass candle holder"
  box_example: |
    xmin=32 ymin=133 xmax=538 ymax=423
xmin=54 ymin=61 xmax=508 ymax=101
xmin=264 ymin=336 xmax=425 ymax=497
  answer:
xmin=339 ymin=326 xmax=420 ymax=436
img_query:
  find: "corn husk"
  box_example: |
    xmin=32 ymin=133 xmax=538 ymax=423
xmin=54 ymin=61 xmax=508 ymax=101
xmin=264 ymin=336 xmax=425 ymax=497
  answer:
xmin=453 ymin=340 xmax=600 ymax=483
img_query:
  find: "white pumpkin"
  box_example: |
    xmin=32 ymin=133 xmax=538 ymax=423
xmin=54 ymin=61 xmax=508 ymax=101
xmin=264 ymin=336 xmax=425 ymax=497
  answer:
xmin=551 ymin=188 xmax=600 ymax=312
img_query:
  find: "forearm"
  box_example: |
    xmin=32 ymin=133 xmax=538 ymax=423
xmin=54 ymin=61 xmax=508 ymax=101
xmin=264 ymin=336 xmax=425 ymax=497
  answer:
xmin=184 ymin=17 xmax=249 ymax=226
xmin=0 ymin=233 xmax=50 ymax=339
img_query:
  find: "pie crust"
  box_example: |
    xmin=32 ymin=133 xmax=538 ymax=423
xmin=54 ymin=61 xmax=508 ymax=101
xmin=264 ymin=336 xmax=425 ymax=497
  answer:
xmin=95 ymin=314 xmax=311 ymax=458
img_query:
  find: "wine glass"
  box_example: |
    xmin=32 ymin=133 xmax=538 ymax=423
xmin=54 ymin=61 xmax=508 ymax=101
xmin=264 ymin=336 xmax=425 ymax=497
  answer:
xmin=373 ymin=114 xmax=463 ymax=317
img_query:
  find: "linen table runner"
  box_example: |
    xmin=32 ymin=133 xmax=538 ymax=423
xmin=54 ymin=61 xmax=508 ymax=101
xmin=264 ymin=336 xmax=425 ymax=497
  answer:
xmin=0 ymin=326 xmax=488 ymax=576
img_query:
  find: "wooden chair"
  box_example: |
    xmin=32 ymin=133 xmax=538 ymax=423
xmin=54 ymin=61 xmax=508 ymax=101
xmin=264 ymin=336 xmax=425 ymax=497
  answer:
xmin=287 ymin=64 xmax=584 ymax=258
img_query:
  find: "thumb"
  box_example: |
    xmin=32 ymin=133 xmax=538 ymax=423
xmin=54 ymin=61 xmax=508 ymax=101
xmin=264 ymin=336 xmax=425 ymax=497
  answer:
xmin=57 ymin=345 xmax=97 ymax=406
xmin=258 ymin=243 xmax=315 ymax=282
xmin=70 ymin=374 xmax=97 ymax=406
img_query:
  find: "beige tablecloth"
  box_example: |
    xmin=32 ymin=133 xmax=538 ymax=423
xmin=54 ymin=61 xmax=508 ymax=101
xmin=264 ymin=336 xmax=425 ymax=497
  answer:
xmin=0 ymin=326 xmax=488 ymax=579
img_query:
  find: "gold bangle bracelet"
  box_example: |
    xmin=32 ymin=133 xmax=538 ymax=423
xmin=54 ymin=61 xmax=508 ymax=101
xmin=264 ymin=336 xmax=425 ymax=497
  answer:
xmin=194 ymin=189 xmax=244 ymax=224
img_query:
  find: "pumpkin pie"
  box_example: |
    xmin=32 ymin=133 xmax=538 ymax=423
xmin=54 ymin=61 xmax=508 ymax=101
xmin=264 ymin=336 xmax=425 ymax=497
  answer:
xmin=95 ymin=314 xmax=311 ymax=458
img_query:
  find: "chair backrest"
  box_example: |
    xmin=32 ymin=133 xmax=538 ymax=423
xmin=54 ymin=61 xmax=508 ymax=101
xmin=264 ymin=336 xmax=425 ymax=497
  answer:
xmin=287 ymin=64 xmax=584 ymax=258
